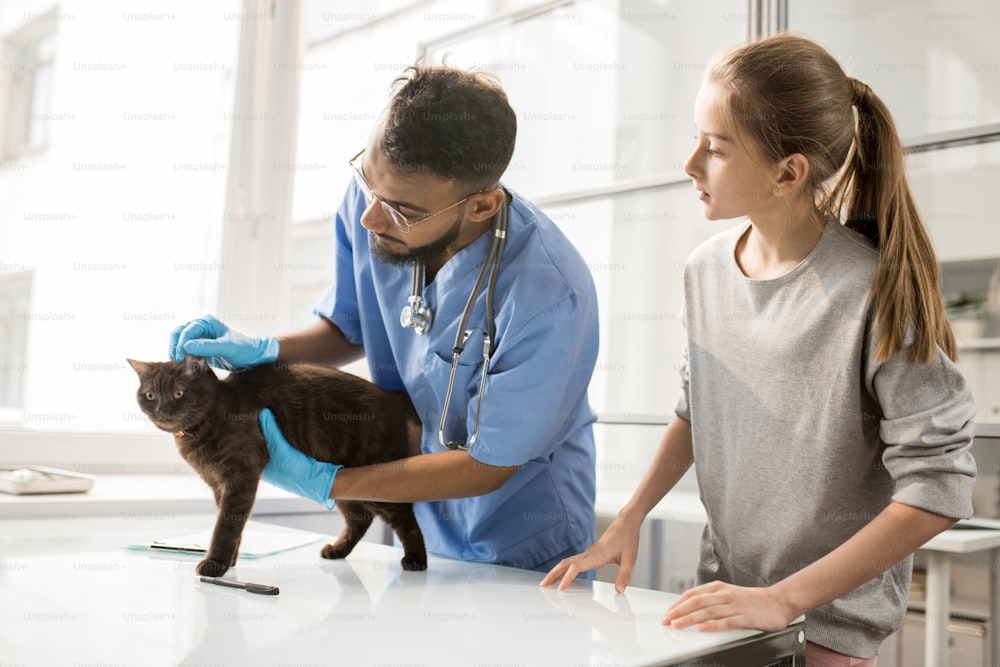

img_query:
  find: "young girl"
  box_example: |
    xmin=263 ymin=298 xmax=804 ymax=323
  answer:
xmin=541 ymin=33 xmax=977 ymax=665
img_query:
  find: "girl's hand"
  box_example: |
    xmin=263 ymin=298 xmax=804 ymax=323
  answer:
xmin=663 ymin=581 xmax=796 ymax=632
xmin=539 ymin=513 xmax=643 ymax=592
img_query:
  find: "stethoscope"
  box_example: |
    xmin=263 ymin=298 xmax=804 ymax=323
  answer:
xmin=399 ymin=195 xmax=508 ymax=451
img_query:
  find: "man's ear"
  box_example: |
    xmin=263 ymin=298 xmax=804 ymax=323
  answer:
xmin=466 ymin=188 xmax=506 ymax=223
xmin=773 ymin=153 xmax=811 ymax=197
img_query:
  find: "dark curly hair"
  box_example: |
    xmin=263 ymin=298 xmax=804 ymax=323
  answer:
xmin=382 ymin=66 xmax=517 ymax=189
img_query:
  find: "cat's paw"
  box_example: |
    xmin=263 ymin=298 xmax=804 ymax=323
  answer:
xmin=320 ymin=543 xmax=350 ymax=560
xmin=401 ymin=555 xmax=427 ymax=572
xmin=196 ymin=558 xmax=231 ymax=577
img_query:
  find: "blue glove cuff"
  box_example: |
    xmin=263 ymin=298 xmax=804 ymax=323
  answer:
xmin=262 ymin=458 xmax=342 ymax=510
xmin=311 ymin=463 xmax=343 ymax=511
xmin=258 ymin=335 xmax=280 ymax=366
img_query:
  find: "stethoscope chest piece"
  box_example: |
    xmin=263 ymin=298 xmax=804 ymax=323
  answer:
xmin=400 ymin=295 xmax=432 ymax=334
xmin=400 ymin=259 xmax=433 ymax=334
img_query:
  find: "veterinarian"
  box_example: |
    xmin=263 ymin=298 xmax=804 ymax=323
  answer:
xmin=169 ymin=65 xmax=600 ymax=574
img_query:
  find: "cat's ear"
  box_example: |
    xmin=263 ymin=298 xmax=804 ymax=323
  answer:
xmin=126 ymin=359 xmax=152 ymax=377
xmin=181 ymin=355 xmax=209 ymax=376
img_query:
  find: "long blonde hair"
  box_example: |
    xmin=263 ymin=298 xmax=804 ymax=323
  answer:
xmin=707 ymin=33 xmax=955 ymax=363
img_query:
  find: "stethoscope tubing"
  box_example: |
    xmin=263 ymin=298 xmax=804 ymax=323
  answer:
xmin=451 ymin=222 xmax=504 ymax=355
xmin=438 ymin=217 xmax=506 ymax=450
xmin=400 ymin=196 xmax=507 ymax=451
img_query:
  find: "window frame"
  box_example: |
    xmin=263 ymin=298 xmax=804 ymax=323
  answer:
xmin=0 ymin=270 xmax=31 ymax=410
xmin=1 ymin=10 xmax=57 ymax=160
xmin=5 ymin=0 xmax=998 ymax=478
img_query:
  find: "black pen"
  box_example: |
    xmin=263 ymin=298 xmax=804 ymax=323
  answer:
xmin=198 ymin=575 xmax=280 ymax=595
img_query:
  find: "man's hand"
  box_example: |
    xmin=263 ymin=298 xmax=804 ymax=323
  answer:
xmin=259 ymin=408 xmax=342 ymax=510
xmin=170 ymin=315 xmax=279 ymax=370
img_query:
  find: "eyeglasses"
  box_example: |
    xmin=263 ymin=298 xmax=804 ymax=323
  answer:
xmin=348 ymin=149 xmax=491 ymax=233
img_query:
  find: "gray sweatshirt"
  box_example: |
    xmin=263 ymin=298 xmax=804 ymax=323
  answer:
xmin=675 ymin=220 xmax=977 ymax=658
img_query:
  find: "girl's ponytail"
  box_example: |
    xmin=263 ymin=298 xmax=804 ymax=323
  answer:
xmin=846 ymin=78 xmax=956 ymax=363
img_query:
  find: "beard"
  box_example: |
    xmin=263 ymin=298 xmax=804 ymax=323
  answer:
xmin=368 ymin=211 xmax=464 ymax=268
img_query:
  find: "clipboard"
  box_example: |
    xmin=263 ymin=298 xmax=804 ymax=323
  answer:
xmin=126 ymin=520 xmax=327 ymax=559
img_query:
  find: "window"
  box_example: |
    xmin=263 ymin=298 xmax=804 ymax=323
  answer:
xmin=788 ymin=0 xmax=1000 ymax=137
xmin=418 ymin=0 xmax=749 ymax=417
xmin=410 ymin=0 xmax=748 ymax=490
xmin=0 ymin=271 xmax=31 ymax=410
xmin=6 ymin=0 xmax=997 ymax=475
xmin=304 ymin=0 xmax=428 ymax=43
xmin=788 ymin=0 xmax=1000 ymax=423
xmin=0 ymin=0 xmax=242 ymax=437
xmin=287 ymin=0 xmax=530 ymax=376
xmin=2 ymin=11 xmax=56 ymax=159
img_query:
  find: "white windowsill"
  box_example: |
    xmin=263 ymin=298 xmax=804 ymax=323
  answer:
xmin=0 ymin=472 xmax=324 ymax=520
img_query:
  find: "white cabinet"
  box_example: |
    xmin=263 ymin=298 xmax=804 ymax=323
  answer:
xmin=894 ymin=611 xmax=987 ymax=667
xmin=956 ymin=343 xmax=1000 ymax=423
xmin=982 ymin=352 xmax=1000 ymax=422
xmin=947 ymin=257 xmax=1000 ymax=424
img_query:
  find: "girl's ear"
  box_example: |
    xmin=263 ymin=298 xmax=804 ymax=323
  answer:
xmin=773 ymin=153 xmax=811 ymax=197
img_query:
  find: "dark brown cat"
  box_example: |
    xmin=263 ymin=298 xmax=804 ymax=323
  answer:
xmin=127 ymin=356 xmax=427 ymax=576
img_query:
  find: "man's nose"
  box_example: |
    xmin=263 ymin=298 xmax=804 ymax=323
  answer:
xmin=359 ymin=200 xmax=392 ymax=233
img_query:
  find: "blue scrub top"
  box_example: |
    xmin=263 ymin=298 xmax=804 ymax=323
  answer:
xmin=314 ymin=180 xmax=599 ymax=572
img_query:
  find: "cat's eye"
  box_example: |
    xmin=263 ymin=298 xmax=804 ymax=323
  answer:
xmin=144 ymin=391 xmax=155 ymax=401
xmin=173 ymin=390 xmax=184 ymax=399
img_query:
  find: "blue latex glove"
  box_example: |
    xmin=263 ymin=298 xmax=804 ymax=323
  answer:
xmin=169 ymin=314 xmax=279 ymax=371
xmin=259 ymin=408 xmax=341 ymax=510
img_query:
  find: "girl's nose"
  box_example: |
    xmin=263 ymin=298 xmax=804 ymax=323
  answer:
xmin=683 ymin=146 xmax=701 ymax=179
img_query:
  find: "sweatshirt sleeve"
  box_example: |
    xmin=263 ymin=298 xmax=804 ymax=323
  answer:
xmin=869 ymin=339 xmax=978 ymax=520
xmin=674 ymin=343 xmax=692 ymax=422
xmin=674 ymin=299 xmax=692 ymax=422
